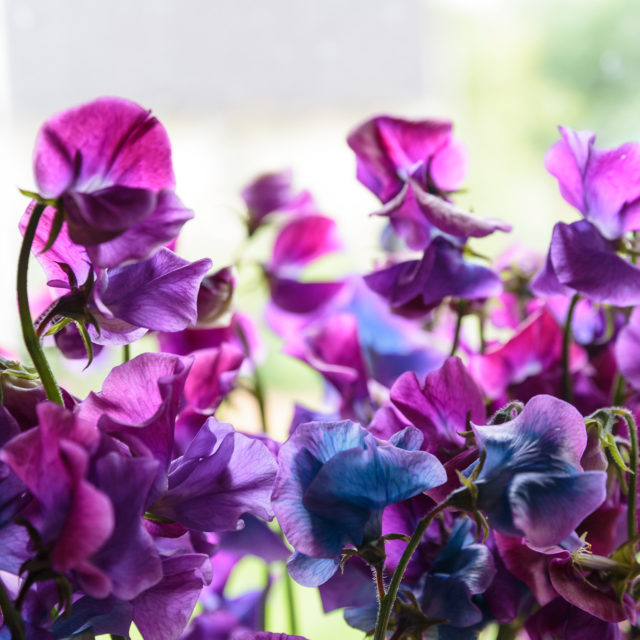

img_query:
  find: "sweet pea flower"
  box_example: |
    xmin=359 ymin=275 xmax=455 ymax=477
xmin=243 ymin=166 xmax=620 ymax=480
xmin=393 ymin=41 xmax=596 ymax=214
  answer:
xmin=32 ymin=97 xmax=193 ymax=268
xmin=347 ymin=115 xmax=510 ymax=250
xmin=364 ymin=236 xmax=503 ymax=318
xmin=241 ymin=169 xmax=314 ymax=235
xmin=531 ymin=219 xmax=640 ymax=306
xmin=457 ymin=395 xmax=607 ymax=548
xmin=272 ymin=420 xmax=446 ymax=586
xmin=546 ymin=126 xmax=640 ymax=241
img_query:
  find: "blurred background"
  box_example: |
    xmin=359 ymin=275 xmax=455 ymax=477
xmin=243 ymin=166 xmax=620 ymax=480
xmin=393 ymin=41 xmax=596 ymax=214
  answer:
xmin=0 ymin=0 xmax=638 ymax=636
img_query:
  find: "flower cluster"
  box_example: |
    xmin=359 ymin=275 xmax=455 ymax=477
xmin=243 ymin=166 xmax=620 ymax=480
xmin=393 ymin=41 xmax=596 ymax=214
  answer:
xmin=1 ymin=99 xmax=640 ymax=640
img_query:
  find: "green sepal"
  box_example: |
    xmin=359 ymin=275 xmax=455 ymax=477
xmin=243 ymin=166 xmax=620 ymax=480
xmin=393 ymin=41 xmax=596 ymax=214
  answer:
xmin=40 ymin=208 xmax=65 ymax=254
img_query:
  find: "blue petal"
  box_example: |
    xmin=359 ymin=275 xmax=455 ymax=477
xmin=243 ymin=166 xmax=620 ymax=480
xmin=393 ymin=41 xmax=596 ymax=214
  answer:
xmin=286 ymin=552 xmax=340 ymax=587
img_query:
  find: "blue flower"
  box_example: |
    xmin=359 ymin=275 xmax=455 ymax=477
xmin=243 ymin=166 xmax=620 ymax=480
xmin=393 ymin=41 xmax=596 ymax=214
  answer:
xmin=460 ymin=395 xmax=607 ymax=547
xmin=272 ymin=420 xmax=446 ymax=586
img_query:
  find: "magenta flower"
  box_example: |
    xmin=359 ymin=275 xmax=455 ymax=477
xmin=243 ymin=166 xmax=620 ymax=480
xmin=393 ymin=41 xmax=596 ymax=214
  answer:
xmin=546 ymin=126 xmax=640 ymax=240
xmin=347 ymin=115 xmax=510 ymax=249
xmin=32 ymin=97 xmax=193 ymax=268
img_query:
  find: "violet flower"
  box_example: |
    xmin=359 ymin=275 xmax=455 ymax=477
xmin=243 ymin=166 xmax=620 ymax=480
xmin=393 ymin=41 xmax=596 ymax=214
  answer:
xmin=272 ymin=420 xmax=446 ymax=586
xmin=364 ymin=236 xmax=503 ymax=318
xmin=457 ymin=395 xmax=607 ymax=548
xmin=32 ymin=97 xmax=193 ymax=268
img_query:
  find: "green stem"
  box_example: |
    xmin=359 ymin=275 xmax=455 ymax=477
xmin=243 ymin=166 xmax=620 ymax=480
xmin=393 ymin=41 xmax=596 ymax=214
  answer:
xmin=17 ymin=202 xmax=63 ymax=405
xmin=612 ymin=373 xmax=627 ymax=407
xmin=373 ymin=502 xmax=449 ymax=640
xmin=0 ymin=576 xmax=25 ymax=640
xmin=122 ymin=343 xmax=131 ymax=363
xmin=562 ymin=294 xmax=579 ymax=403
xmin=478 ymin=310 xmax=486 ymax=355
xmin=283 ymin=568 xmax=299 ymax=635
xmin=450 ymin=302 xmax=465 ymax=357
xmin=615 ymin=409 xmax=639 ymax=543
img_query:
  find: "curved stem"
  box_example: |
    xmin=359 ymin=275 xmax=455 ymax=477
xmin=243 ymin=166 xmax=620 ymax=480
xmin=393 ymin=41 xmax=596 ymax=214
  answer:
xmin=561 ymin=294 xmax=579 ymax=403
xmin=374 ymin=565 xmax=386 ymax=602
xmin=373 ymin=502 xmax=449 ymax=640
xmin=17 ymin=202 xmax=63 ymax=405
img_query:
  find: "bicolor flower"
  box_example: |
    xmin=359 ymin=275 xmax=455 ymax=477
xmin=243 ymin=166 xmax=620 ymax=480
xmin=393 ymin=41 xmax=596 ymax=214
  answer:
xmin=272 ymin=420 xmax=446 ymax=586
xmin=457 ymin=395 xmax=607 ymax=548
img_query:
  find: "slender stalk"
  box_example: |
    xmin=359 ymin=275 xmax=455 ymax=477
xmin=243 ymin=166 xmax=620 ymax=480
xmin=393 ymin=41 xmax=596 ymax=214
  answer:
xmin=375 ymin=566 xmax=386 ymax=602
xmin=615 ymin=410 xmax=639 ymax=543
xmin=17 ymin=202 xmax=63 ymax=405
xmin=478 ymin=311 xmax=486 ymax=355
xmin=612 ymin=373 xmax=627 ymax=407
xmin=283 ymin=567 xmax=299 ymax=635
xmin=0 ymin=577 xmax=25 ymax=640
xmin=450 ymin=303 xmax=465 ymax=357
xmin=373 ymin=502 xmax=448 ymax=640
xmin=122 ymin=343 xmax=131 ymax=363
xmin=561 ymin=294 xmax=579 ymax=403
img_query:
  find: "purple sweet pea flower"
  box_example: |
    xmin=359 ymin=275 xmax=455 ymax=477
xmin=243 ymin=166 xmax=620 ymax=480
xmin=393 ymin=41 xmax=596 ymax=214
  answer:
xmin=457 ymin=395 xmax=607 ymax=548
xmin=387 ymin=356 xmax=485 ymax=458
xmin=347 ymin=115 xmax=510 ymax=249
xmin=0 ymin=402 xmax=114 ymax=597
xmin=525 ymin=598 xmax=622 ymax=640
xmin=546 ymin=126 xmax=640 ymax=241
xmin=149 ymin=418 xmax=277 ymax=532
xmin=531 ymin=219 xmax=640 ymax=306
xmin=77 ymin=352 xmax=191 ymax=471
xmin=364 ymin=237 xmax=503 ymax=318
xmin=241 ymin=169 xmax=315 ymax=235
xmin=272 ymin=420 xmax=446 ymax=586
xmin=32 ymin=97 xmax=193 ymax=267
xmin=22 ymin=204 xmax=212 ymax=347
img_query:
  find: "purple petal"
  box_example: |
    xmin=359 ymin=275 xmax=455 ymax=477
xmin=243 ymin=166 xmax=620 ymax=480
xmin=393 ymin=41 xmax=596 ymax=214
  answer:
xmin=412 ymin=181 xmax=511 ymax=239
xmin=132 ymin=553 xmax=211 ymax=640
xmin=430 ymin=138 xmax=468 ymax=191
xmin=270 ymin=214 xmax=341 ymax=271
xmin=19 ymin=203 xmax=90 ymax=288
xmin=268 ymin=276 xmax=344 ymax=314
xmin=34 ymin=97 xmax=174 ymax=198
xmin=86 ymin=190 xmax=194 ymax=268
xmin=390 ymin=356 xmax=485 ymax=455
xmin=365 ymin=237 xmax=503 ymax=317
xmin=91 ymin=452 xmax=163 ymax=600
xmin=183 ymin=345 xmax=245 ymax=413
xmin=616 ymin=307 xmax=640 ymax=390
xmin=96 ymin=249 xmax=212 ymax=333
xmin=150 ymin=419 xmax=277 ymax=531
xmin=61 ymin=185 xmax=156 ymax=245
xmin=78 ymin=352 xmax=190 ymax=469
xmin=347 ymin=115 xmax=452 ymax=202
xmin=545 ymin=127 xmax=595 ymax=214
xmin=286 ymin=552 xmax=341 ymax=588
xmin=554 ymin=220 xmax=640 ymax=304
